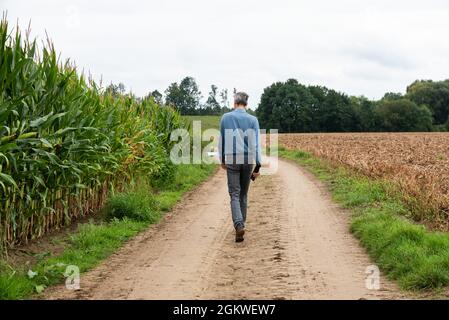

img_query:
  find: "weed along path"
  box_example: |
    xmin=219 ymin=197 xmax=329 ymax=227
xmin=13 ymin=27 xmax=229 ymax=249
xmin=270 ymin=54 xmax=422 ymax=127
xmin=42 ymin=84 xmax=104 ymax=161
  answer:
xmin=45 ymin=159 xmax=405 ymax=300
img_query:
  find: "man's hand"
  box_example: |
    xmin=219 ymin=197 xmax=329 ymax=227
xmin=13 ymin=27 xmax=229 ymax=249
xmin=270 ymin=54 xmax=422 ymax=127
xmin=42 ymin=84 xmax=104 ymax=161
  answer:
xmin=251 ymin=163 xmax=261 ymax=181
xmin=251 ymin=172 xmax=260 ymax=180
xmin=221 ymin=163 xmax=227 ymax=170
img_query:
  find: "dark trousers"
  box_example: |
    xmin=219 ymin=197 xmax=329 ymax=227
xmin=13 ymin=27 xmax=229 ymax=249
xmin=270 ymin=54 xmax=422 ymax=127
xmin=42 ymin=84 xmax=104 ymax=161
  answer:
xmin=226 ymin=163 xmax=254 ymax=229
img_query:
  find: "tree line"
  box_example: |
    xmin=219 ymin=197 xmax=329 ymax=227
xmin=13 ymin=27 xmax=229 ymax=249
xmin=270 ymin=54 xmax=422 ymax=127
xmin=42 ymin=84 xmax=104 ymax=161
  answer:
xmin=148 ymin=77 xmax=231 ymax=115
xmin=256 ymin=79 xmax=449 ymax=132
xmin=108 ymin=76 xmax=449 ymax=132
xmin=106 ymin=76 xmax=233 ymax=115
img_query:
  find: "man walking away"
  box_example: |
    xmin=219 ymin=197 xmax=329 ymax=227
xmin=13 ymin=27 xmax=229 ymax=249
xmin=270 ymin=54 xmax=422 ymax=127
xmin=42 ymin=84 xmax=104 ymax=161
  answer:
xmin=218 ymin=92 xmax=261 ymax=242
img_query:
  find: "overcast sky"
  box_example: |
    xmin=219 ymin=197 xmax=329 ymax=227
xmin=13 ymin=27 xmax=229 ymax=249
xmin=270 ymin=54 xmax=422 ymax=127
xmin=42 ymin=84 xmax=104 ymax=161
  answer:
xmin=3 ymin=0 xmax=449 ymax=108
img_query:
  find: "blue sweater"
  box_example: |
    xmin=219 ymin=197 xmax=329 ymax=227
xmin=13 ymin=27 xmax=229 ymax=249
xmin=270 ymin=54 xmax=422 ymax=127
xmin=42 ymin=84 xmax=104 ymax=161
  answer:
xmin=218 ymin=108 xmax=261 ymax=165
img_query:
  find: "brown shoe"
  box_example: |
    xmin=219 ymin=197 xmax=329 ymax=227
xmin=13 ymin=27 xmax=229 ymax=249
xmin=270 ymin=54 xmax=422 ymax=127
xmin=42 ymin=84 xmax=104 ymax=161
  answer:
xmin=235 ymin=226 xmax=245 ymax=242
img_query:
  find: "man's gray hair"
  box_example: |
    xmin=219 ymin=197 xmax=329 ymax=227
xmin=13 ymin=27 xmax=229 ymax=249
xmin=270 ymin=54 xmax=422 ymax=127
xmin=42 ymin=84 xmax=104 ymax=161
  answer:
xmin=234 ymin=92 xmax=249 ymax=106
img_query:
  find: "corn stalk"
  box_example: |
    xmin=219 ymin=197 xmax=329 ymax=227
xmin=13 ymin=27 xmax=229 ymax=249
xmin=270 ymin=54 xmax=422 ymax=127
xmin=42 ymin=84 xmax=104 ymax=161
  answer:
xmin=0 ymin=16 xmax=184 ymax=251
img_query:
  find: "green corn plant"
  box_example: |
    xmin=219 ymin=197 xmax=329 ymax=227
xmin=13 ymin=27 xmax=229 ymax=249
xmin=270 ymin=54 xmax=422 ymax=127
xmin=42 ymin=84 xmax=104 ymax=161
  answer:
xmin=0 ymin=16 xmax=184 ymax=251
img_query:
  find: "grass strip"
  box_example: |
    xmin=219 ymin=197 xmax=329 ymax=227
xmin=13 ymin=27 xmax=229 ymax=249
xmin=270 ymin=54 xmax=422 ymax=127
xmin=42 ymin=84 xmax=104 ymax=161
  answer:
xmin=0 ymin=163 xmax=216 ymax=300
xmin=279 ymin=147 xmax=449 ymax=291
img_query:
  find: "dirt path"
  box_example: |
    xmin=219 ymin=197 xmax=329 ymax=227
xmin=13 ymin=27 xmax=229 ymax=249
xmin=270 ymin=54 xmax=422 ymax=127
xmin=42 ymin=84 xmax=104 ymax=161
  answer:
xmin=46 ymin=159 xmax=405 ymax=300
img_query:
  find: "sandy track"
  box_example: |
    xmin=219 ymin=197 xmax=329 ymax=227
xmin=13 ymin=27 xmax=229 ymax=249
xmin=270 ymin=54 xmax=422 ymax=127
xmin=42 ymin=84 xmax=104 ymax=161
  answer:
xmin=46 ymin=159 xmax=404 ymax=300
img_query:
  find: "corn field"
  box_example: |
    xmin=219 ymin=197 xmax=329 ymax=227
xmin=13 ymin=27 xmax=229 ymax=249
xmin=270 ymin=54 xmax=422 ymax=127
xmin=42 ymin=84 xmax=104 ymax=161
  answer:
xmin=0 ymin=17 xmax=184 ymax=250
xmin=280 ymin=133 xmax=449 ymax=231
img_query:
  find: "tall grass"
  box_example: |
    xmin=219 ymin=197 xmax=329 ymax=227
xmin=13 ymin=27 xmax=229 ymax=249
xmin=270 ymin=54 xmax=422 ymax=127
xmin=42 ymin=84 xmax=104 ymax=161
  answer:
xmin=0 ymin=16 xmax=184 ymax=250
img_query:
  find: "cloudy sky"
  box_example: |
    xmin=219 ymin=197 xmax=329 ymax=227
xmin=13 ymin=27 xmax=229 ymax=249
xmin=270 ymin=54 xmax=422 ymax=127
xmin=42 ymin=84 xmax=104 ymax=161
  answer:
xmin=3 ymin=0 xmax=449 ymax=108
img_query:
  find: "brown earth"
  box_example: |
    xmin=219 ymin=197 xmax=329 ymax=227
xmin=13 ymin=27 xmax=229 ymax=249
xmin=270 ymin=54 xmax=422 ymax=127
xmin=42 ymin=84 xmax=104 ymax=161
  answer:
xmin=279 ymin=133 xmax=449 ymax=230
xmin=44 ymin=158 xmax=407 ymax=300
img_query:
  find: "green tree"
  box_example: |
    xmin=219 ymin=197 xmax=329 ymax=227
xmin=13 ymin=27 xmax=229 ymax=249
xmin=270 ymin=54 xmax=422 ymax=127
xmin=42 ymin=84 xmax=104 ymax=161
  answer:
xmin=148 ymin=90 xmax=163 ymax=105
xmin=382 ymin=92 xmax=403 ymax=101
xmin=220 ymin=89 xmax=230 ymax=112
xmin=204 ymin=84 xmax=221 ymax=114
xmin=406 ymin=79 xmax=449 ymax=125
xmin=257 ymin=79 xmax=315 ymax=132
xmin=105 ymin=82 xmax=126 ymax=97
xmin=308 ymin=86 xmax=357 ymax=132
xmin=164 ymin=76 xmax=202 ymax=114
xmin=374 ymin=99 xmax=433 ymax=132
xmin=350 ymin=96 xmax=376 ymax=132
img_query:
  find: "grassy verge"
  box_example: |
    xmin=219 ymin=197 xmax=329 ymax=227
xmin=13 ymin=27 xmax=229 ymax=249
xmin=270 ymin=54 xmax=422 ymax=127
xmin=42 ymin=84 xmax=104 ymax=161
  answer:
xmin=279 ymin=147 xmax=449 ymax=292
xmin=0 ymin=163 xmax=216 ymax=300
xmin=184 ymin=115 xmax=221 ymax=131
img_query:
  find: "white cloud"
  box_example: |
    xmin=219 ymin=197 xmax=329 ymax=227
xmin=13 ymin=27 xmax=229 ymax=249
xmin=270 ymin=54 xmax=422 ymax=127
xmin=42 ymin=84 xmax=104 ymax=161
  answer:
xmin=3 ymin=0 xmax=449 ymax=106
